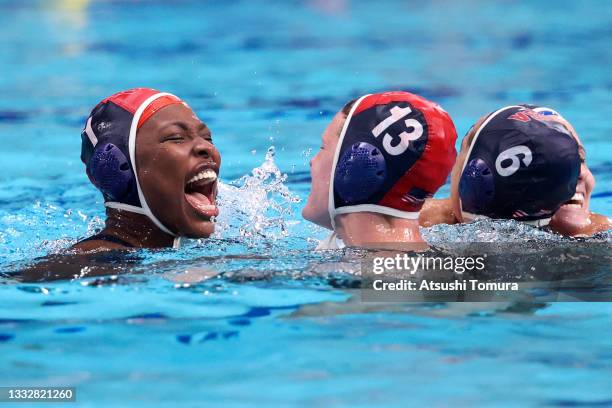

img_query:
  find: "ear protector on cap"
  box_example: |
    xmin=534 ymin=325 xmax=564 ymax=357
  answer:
xmin=334 ymin=142 xmax=387 ymax=204
xmin=458 ymin=158 xmax=495 ymax=214
xmin=87 ymin=143 xmax=134 ymax=202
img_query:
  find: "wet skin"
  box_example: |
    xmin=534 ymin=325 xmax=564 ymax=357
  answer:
xmin=73 ymin=103 xmax=221 ymax=251
xmin=545 ymin=117 xmax=609 ymax=236
xmin=301 ymin=111 xmax=345 ymax=229
xmin=137 ymin=103 xmax=220 ymax=238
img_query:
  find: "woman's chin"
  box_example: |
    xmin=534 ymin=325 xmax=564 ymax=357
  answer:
xmin=182 ymin=221 xmax=216 ymax=239
xmin=550 ymin=206 xmax=591 ymax=235
xmin=302 ymin=205 xmax=332 ymax=230
xmin=301 ymin=202 xmax=317 ymax=223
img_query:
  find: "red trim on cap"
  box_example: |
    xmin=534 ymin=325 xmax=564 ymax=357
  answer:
xmin=353 ymin=92 xmax=419 ymax=115
xmin=137 ymin=95 xmax=183 ymax=129
xmin=357 ymin=92 xmax=457 ymax=212
xmin=101 ymin=88 xmax=160 ymax=114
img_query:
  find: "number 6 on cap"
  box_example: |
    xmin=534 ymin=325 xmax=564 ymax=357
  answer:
xmin=495 ymin=145 xmax=532 ymax=177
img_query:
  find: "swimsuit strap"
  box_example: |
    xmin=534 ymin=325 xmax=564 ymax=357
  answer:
xmin=79 ymin=233 xmax=135 ymax=248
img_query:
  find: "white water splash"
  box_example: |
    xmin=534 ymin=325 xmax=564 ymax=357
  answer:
xmin=422 ymin=218 xmax=611 ymax=243
xmin=213 ymin=146 xmax=301 ymax=246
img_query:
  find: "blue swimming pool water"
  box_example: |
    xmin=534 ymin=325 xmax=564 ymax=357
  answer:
xmin=1 ymin=1 xmax=611 ymax=406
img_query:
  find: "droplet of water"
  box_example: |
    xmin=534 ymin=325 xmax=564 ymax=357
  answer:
xmin=214 ymin=146 xmax=301 ymax=247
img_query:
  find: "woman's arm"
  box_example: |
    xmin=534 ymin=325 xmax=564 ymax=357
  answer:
xmin=419 ymin=198 xmax=458 ymax=227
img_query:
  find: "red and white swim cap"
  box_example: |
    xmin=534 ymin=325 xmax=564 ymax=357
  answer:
xmin=329 ymin=91 xmax=457 ymax=227
xmin=81 ymin=88 xmax=186 ymax=239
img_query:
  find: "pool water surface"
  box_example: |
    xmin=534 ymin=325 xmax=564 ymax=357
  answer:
xmin=0 ymin=1 xmax=611 ymax=406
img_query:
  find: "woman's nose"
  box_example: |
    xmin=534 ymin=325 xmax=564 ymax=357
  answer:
xmin=578 ymin=165 xmax=587 ymax=181
xmin=194 ymin=140 xmax=213 ymax=160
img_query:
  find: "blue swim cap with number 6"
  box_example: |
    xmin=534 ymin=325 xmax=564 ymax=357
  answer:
xmin=459 ymin=105 xmax=580 ymax=226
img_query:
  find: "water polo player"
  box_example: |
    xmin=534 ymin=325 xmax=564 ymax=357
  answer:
xmin=420 ymin=104 xmax=610 ymax=235
xmin=302 ymin=91 xmax=457 ymax=248
xmin=73 ymin=88 xmax=220 ymax=251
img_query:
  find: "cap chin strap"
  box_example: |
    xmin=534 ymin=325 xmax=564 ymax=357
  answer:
xmin=104 ymin=202 xmax=181 ymax=249
xmin=327 ymin=94 xmax=420 ymax=229
xmin=461 ymin=209 xmax=551 ymax=228
xmin=334 ymin=205 xmax=420 ymax=220
xmin=105 ymin=92 xmax=182 ymax=249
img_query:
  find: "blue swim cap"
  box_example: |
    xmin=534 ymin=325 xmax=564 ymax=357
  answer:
xmin=81 ymin=88 xmax=184 ymax=237
xmin=459 ymin=105 xmax=581 ymax=225
xmin=329 ymin=91 xmax=457 ymax=226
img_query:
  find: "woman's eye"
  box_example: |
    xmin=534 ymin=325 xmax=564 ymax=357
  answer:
xmin=164 ymin=134 xmax=184 ymax=142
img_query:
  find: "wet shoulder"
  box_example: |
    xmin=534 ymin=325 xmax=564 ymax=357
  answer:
xmin=71 ymin=233 xmax=135 ymax=253
xmin=589 ymin=212 xmax=612 ymax=234
xmin=71 ymin=239 xmax=128 ymax=253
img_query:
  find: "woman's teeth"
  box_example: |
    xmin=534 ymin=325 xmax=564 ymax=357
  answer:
xmin=563 ymin=193 xmax=584 ymax=208
xmin=187 ymin=169 xmax=217 ymax=185
xmin=572 ymin=193 xmax=584 ymax=202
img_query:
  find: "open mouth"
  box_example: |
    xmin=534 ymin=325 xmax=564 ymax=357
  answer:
xmin=184 ymin=168 xmax=218 ymax=219
xmin=560 ymin=192 xmax=584 ymax=209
